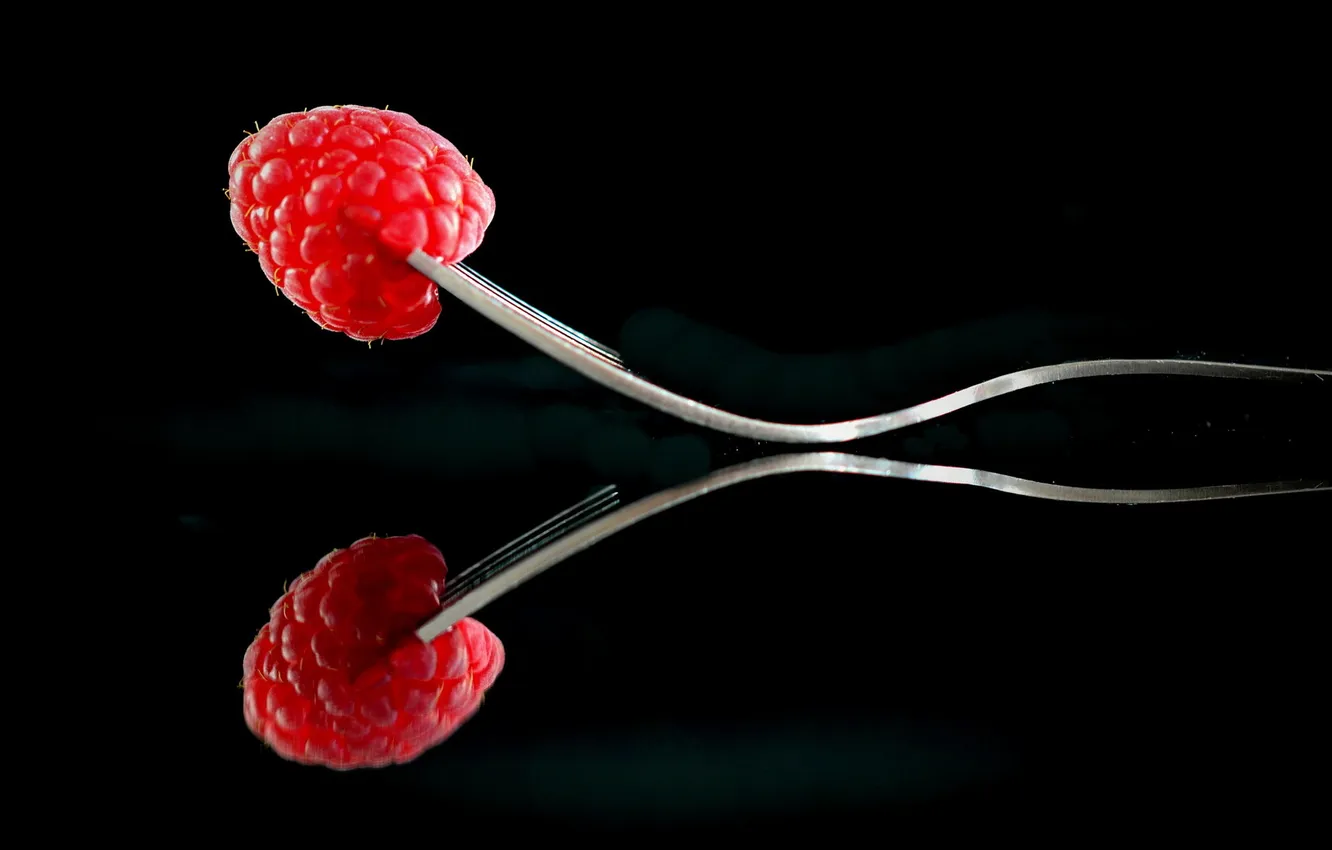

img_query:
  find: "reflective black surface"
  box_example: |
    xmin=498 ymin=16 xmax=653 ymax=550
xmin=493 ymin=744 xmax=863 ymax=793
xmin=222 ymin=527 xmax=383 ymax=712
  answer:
xmin=101 ymin=61 xmax=1328 ymax=836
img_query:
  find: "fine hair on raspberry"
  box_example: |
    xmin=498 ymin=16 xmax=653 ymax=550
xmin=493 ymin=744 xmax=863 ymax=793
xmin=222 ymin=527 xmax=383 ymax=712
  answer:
xmin=228 ymin=106 xmax=497 ymax=342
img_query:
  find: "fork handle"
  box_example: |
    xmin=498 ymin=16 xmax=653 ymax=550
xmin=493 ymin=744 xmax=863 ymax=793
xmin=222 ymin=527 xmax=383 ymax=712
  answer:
xmin=408 ymin=253 xmax=1330 ymax=443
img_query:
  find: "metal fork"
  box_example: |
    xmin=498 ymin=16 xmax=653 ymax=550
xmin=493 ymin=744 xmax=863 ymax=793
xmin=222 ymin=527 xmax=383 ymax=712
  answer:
xmin=414 ymin=453 xmax=1328 ymax=641
xmin=407 ymin=253 xmax=1331 ymax=442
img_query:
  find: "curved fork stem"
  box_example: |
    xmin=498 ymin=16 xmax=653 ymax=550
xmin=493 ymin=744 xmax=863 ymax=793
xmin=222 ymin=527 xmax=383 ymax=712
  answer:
xmin=414 ymin=452 xmax=1327 ymax=640
xmin=409 ymin=253 xmax=1330 ymax=444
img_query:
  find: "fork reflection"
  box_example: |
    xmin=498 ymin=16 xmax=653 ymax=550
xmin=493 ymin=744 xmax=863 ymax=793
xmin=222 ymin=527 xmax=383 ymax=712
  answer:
xmin=415 ymin=452 xmax=1327 ymax=640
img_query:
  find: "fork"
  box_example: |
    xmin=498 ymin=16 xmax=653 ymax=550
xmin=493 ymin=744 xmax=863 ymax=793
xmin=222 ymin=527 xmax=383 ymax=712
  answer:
xmin=414 ymin=452 xmax=1328 ymax=641
xmin=407 ymin=253 xmax=1331 ymax=443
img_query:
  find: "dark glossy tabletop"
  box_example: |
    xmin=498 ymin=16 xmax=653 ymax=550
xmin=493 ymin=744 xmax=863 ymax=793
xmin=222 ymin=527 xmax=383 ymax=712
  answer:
xmin=100 ymin=64 xmax=1329 ymax=836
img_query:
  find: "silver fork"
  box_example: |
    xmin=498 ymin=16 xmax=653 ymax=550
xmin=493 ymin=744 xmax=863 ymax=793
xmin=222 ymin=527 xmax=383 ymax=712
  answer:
xmin=407 ymin=253 xmax=1331 ymax=442
xmin=415 ymin=453 xmax=1328 ymax=641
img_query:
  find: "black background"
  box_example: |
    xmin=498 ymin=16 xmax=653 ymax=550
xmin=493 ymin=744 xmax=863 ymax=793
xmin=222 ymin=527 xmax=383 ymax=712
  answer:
xmin=87 ymin=37 xmax=1328 ymax=839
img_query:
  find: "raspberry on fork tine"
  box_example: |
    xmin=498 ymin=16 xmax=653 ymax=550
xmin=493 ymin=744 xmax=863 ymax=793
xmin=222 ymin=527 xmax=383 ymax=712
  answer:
xmin=228 ymin=106 xmax=497 ymax=342
xmin=241 ymin=534 xmax=505 ymax=770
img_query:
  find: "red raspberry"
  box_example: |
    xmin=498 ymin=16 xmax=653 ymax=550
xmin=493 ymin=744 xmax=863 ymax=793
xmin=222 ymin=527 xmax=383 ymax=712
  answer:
xmin=241 ymin=535 xmax=505 ymax=770
xmin=227 ymin=106 xmax=497 ymax=342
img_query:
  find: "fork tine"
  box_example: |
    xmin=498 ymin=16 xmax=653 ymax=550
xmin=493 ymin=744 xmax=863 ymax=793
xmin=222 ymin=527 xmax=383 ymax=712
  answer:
xmin=457 ymin=263 xmax=621 ymax=363
xmin=454 ymin=263 xmax=624 ymax=366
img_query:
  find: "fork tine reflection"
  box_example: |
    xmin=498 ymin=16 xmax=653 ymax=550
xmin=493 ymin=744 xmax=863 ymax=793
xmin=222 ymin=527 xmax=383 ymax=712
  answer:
xmin=441 ymin=485 xmax=620 ymax=600
xmin=413 ymin=453 xmax=1328 ymax=641
xmin=411 ymin=253 xmax=1331 ymax=444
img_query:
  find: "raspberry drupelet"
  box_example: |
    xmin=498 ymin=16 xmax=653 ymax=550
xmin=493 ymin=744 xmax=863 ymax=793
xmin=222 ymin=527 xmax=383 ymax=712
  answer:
xmin=228 ymin=106 xmax=497 ymax=342
xmin=241 ymin=534 xmax=505 ymax=769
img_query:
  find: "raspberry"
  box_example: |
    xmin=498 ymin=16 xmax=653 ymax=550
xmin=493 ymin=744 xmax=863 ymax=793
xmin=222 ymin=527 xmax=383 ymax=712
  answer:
xmin=227 ymin=106 xmax=497 ymax=342
xmin=241 ymin=535 xmax=505 ymax=770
